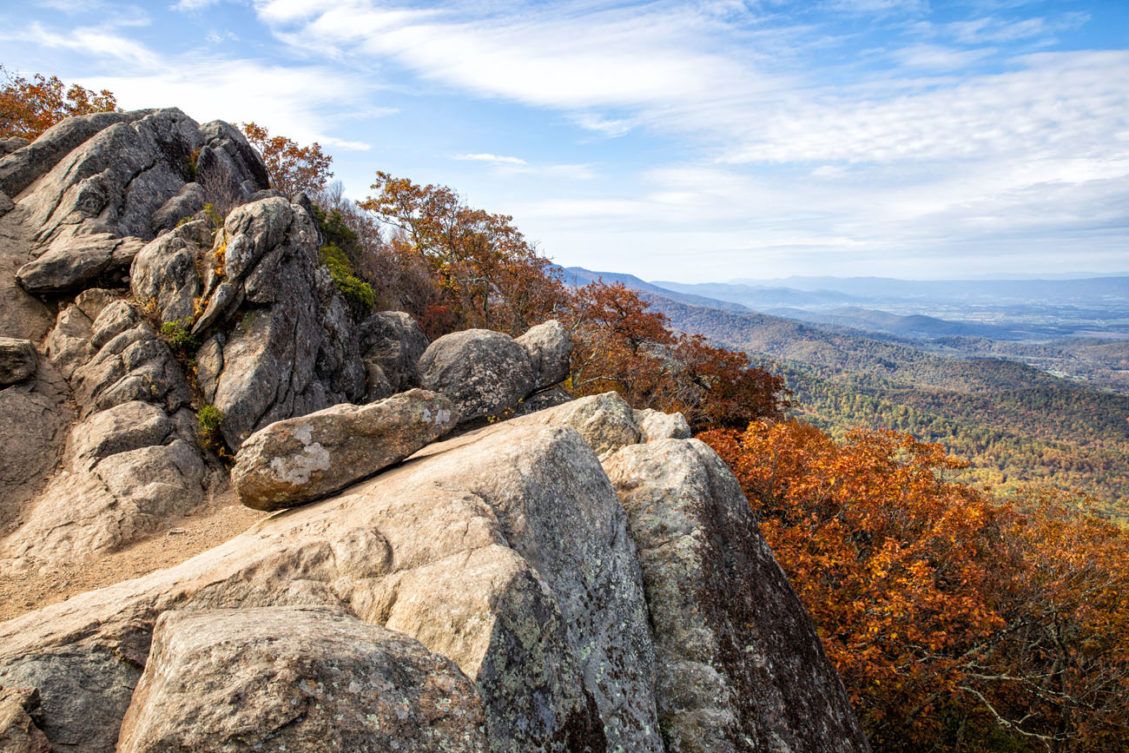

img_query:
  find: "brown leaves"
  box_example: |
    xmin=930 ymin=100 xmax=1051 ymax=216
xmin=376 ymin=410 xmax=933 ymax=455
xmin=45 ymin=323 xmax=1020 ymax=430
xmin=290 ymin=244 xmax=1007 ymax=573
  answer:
xmin=702 ymin=422 xmax=1129 ymax=752
xmin=0 ymin=67 xmax=118 ymax=140
xmin=241 ymin=121 xmax=333 ymax=198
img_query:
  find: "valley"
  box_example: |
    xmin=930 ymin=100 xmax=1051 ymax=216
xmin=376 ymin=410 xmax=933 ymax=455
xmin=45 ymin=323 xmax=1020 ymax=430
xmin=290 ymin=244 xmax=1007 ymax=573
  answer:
xmin=567 ymin=268 xmax=1129 ymax=518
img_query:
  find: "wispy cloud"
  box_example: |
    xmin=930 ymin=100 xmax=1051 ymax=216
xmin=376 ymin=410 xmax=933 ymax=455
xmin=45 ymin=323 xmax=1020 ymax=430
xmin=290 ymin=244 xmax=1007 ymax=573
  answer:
xmin=5 ymin=22 xmax=161 ymax=68
xmin=455 ymin=153 xmax=527 ymax=165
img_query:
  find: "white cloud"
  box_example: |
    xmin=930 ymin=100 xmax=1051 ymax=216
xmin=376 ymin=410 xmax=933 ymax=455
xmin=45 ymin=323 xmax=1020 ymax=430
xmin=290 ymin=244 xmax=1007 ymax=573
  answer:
xmin=172 ymin=0 xmax=221 ymax=11
xmin=6 ymin=22 xmax=161 ymax=68
xmin=85 ymin=58 xmax=381 ymax=153
xmin=455 ymin=153 xmax=528 ymax=165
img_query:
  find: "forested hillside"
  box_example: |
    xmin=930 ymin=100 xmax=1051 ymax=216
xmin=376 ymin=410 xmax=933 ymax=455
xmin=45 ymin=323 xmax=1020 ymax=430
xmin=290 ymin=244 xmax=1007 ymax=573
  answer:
xmin=653 ymin=297 xmax=1129 ymax=517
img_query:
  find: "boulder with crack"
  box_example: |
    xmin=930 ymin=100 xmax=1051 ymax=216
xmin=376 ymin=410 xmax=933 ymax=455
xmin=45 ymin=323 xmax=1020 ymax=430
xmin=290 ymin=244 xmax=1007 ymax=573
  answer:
xmin=604 ymin=438 xmax=871 ymax=753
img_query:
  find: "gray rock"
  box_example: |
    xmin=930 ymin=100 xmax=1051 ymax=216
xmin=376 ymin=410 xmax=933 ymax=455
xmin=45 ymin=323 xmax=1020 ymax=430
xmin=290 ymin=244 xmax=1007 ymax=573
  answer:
xmin=517 ymin=319 xmax=571 ymax=389
xmin=150 ymin=182 xmax=205 ymax=233
xmin=130 ymin=220 xmax=210 ymax=324
xmin=0 ymin=192 xmax=12 ymax=217
xmin=517 ymin=391 xmax=641 ymax=457
xmin=116 ymin=607 xmax=489 ymax=753
xmin=16 ymin=233 xmax=145 ymax=295
xmin=0 ymin=687 xmax=51 ymax=753
xmin=72 ymin=304 xmax=190 ymax=416
xmin=634 ymin=408 xmax=692 ymax=441
xmin=604 ymin=439 xmax=870 ymax=753
xmin=2 ymin=436 xmax=206 ymax=569
xmin=419 ymin=328 xmax=535 ymax=422
xmin=0 ymin=137 xmax=29 ymax=157
xmin=232 ymin=389 xmax=459 ymax=511
xmin=0 ymin=419 xmax=662 ymax=753
xmin=0 ymin=337 xmax=37 ymax=384
xmin=360 ymin=310 xmax=429 ymax=397
xmin=0 ymin=362 xmax=72 ymax=528
xmin=0 ymin=110 xmax=146 ymax=198
xmin=69 ymin=400 xmax=173 ymax=471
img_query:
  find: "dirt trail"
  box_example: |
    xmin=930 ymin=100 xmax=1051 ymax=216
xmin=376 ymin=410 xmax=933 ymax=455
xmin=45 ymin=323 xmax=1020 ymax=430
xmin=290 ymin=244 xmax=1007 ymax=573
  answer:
xmin=0 ymin=494 xmax=265 ymax=622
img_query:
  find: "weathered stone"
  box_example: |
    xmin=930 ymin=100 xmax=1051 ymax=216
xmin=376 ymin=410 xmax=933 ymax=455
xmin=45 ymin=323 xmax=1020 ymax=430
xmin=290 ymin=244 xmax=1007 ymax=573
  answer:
xmin=130 ymin=220 xmax=209 ymax=324
xmin=0 ymin=110 xmax=145 ymax=198
xmin=0 ymin=192 xmax=12 ymax=217
xmin=116 ymin=607 xmax=489 ymax=753
xmin=70 ymin=400 xmax=174 ymax=471
xmin=0 ymin=420 xmax=661 ymax=753
xmin=2 ymin=437 xmax=206 ymax=569
xmin=0 ymin=137 xmax=29 ymax=157
xmin=604 ymin=439 xmax=870 ymax=753
xmin=634 ymin=408 xmax=691 ymax=441
xmin=72 ymin=310 xmax=190 ymax=417
xmin=419 ymin=329 xmax=534 ymax=422
xmin=0 ymin=687 xmax=51 ymax=753
xmin=0 ymin=337 xmax=37 ymax=384
xmin=360 ymin=310 xmax=429 ymax=396
xmin=0 ymin=363 xmax=72 ymax=527
xmin=517 ymin=319 xmax=571 ymax=390
xmin=233 ymin=389 xmax=458 ymax=510
xmin=150 ymin=182 xmax=204 ymax=233
xmin=516 ymin=391 xmax=641 ymax=457
xmin=15 ymin=232 xmax=144 ymax=294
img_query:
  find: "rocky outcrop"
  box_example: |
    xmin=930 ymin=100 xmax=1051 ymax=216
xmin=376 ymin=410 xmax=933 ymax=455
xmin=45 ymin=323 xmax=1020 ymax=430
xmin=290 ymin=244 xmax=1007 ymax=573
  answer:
xmin=604 ymin=439 xmax=870 ymax=753
xmin=517 ymin=319 xmax=571 ymax=390
xmin=0 ymin=108 xmax=869 ymax=753
xmin=0 ymin=337 xmax=37 ymax=384
xmin=8 ymin=109 xmax=267 ymax=295
xmin=233 ymin=389 xmax=458 ymax=510
xmin=116 ymin=606 xmax=488 ymax=753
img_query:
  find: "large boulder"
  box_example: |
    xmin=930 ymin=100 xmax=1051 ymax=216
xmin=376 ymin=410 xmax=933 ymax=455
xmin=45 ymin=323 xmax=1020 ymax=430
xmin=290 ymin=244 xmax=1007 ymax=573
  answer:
xmin=0 ymin=337 xmax=37 ymax=384
xmin=604 ymin=439 xmax=871 ymax=753
xmin=232 ymin=389 xmax=459 ymax=510
xmin=516 ymin=319 xmax=571 ymax=390
xmin=116 ymin=606 xmax=489 ymax=753
xmin=0 ymin=417 xmax=667 ymax=753
xmin=419 ymin=329 xmax=535 ymax=422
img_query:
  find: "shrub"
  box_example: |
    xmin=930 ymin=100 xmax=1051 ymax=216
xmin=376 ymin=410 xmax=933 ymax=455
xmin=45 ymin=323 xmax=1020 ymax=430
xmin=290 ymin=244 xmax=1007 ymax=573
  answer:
xmin=320 ymin=241 xmax=376 ymax=312
xmin=158 ymin=318 xmax=197 ymax=353
xmin=196 ymin=404 xmax=225 ymax=453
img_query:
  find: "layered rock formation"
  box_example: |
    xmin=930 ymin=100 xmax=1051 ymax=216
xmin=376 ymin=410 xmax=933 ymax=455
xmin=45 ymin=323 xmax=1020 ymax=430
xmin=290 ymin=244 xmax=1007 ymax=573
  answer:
xmin=0 ymin=110 xmax=869 ymax=753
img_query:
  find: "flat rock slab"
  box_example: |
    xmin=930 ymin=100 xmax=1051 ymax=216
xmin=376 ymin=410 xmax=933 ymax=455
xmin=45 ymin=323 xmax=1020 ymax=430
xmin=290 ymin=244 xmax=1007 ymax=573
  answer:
xmin=233 ymin=388 xmax=458 ymax=510
xmin=116 ymin=606 xmax=488 ymax=753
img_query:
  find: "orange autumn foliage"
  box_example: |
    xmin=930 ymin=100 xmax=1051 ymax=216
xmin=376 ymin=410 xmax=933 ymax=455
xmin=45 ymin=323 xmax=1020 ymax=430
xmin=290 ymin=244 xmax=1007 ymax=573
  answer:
xmin=702 ymin=421 xmax=1129 ymax=752
xmin=0 ymin=67 xmax=118 ymax=140
xmin=241 ymin=121 xmax=334 ymax=198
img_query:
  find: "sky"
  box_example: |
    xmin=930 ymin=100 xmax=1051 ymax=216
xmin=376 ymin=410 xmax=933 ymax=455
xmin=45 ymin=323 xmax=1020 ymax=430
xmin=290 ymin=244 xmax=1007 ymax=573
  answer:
xmin=2 ymin=0 xmax=1127 ymax=282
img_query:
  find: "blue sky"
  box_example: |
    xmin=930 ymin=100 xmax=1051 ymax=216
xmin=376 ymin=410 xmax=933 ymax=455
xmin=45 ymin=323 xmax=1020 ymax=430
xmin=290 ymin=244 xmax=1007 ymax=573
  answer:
xmin=2 ymin=0 xmax=1127 ymax=281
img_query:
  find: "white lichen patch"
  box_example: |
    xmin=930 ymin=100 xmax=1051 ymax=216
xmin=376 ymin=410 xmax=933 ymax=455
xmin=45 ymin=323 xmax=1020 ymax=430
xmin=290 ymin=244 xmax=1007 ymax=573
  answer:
xmin=268 ymin=441 xmax=331 ymax=485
